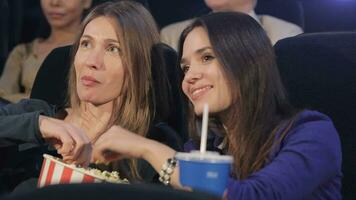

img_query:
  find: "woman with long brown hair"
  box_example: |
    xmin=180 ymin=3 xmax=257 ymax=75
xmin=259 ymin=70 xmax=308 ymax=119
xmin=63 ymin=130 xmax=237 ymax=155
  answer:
xmin=64 ymin=0 xmax=165 ymax=180
xmin=0 ymin=0 xmax=179 ymax=184
xmin=93 ymin=12 xmax=342 ymax=199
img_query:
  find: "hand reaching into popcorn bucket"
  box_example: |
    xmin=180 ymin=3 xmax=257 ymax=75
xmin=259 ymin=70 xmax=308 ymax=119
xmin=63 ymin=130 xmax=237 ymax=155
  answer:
xmin=38 ymin=115 xmax=92 ymax=167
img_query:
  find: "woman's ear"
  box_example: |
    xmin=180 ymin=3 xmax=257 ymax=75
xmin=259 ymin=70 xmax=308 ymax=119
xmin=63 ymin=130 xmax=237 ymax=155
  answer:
xmin=84 ymin=0 xmax=93 ymax=9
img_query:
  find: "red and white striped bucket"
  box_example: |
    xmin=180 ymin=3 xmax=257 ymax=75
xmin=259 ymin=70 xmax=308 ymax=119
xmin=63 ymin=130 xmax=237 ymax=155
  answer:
xmin=38 ymin=154 xmax=103 ymax=188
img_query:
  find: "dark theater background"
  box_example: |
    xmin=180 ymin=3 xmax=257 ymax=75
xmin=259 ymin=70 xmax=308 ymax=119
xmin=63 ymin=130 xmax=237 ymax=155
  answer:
xmin=0 ymin=0 xmax=355 ymax=199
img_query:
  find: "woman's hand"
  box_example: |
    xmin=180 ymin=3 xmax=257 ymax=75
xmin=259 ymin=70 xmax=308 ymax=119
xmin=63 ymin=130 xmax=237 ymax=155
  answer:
xmin=38 ymin=115 xmax=92 ymax=167
xmin=93 ymin=125 xmax=180 ymax=187
xmin=92 ymin=126 xmax=151 ymax=163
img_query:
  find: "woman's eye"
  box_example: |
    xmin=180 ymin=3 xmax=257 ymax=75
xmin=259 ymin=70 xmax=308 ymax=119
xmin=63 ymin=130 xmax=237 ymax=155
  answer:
xmin=202 ymin=55 xmax=214 ymax=62
xmin=80 ymin=40 xmax=91 ymax=49
xmin=181 ymin=65 xmax=190 ymax=74
xmin=107 ymin=45 xmax=121 ymax=54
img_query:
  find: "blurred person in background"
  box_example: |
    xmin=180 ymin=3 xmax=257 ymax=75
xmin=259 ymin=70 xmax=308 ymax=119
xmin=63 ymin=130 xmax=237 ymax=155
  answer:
xmin=0 ymin=0 xmax=92 ymax=103
xmin=161 ymin=0 xmax=303 ymax=50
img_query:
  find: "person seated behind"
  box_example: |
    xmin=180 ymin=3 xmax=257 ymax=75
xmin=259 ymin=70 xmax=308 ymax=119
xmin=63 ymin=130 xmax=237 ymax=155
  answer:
xmin=0 ymin=0 xmax=180 ymax=187
xmin=160 ymin=0 xmax=303 ymax=50
xmin=0 ymin=0 xmax=92 ymax=103
xmin=93 ymin=12 xmax=341 ymax=200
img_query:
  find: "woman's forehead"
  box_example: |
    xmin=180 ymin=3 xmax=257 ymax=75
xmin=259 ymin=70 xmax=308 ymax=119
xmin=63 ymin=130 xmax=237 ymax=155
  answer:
xmin=83 ymin=16 xmax=121 ymax=41
xmin=183 ymin=27 xmax=211 ymax=56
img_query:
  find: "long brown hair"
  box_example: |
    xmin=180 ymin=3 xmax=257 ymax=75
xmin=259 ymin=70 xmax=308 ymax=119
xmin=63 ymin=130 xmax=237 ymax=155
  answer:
xmin=178 ymin=12 xmax=297 ymax=179
xmin=68 ymin=1 xmax=160 ymax=179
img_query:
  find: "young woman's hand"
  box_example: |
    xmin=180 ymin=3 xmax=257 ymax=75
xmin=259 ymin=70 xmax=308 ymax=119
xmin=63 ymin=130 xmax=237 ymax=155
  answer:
xmin=38 ymin=115 xmax=92 ymax=167
xmin=92 ymin=126 xmax=151 ymax=163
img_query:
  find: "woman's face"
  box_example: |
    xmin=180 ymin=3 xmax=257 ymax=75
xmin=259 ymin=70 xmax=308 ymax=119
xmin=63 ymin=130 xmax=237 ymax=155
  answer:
xmin=181 ymin=27 xmax=232 ymax=115
xmin=41 ymin=0 xmax=91 ymax=29
xmin=74 ymin=16 xmax=125 ymax=105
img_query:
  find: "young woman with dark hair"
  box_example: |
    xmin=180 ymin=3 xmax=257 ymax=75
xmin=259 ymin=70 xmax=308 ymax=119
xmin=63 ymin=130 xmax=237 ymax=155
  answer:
xmin=93 ymin=12 xmax=342 ymax=199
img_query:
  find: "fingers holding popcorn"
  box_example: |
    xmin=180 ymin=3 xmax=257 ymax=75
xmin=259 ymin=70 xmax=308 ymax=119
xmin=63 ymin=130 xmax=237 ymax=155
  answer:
xmin=38 ymin=115 xmax=92 ymax=167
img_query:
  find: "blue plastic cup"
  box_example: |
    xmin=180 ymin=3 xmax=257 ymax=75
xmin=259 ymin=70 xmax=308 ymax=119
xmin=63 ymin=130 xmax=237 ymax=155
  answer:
xmin=175 ymin=151 xmax=233 ymax=197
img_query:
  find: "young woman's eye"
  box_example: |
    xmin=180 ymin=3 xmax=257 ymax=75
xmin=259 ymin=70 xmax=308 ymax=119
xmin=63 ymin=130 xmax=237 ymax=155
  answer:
xmin=202 ymin=55 xmax=214 ymax=63
xmin=181 ymin=65 xmax=190 ymax=74
xmin=80 ymin=40 xmax=91 ymax=49
xmin=107 ymin=45 xmax=121 ymax=54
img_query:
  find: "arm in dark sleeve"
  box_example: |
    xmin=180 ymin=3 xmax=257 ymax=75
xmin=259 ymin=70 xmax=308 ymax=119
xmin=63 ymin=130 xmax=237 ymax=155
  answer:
xmin=227 ymin=112 xmax=342 ymax=200
xmin=0 ymin=99 xmax=56 ymax=144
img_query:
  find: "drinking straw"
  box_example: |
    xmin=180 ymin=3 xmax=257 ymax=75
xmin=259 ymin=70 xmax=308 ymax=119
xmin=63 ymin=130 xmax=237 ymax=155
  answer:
xmin=200 ymin=103 xmax=209 ymax=153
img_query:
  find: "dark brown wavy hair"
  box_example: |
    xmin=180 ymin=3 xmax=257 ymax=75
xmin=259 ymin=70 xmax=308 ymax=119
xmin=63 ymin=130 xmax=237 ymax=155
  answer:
xmin=178 ymin=12 xmax=298 ymax=179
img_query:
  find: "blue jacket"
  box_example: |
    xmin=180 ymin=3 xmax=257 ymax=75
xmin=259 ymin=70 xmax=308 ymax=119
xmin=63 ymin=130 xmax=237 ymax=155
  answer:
xmin=184 ymin=111 xmax=342 ymax=200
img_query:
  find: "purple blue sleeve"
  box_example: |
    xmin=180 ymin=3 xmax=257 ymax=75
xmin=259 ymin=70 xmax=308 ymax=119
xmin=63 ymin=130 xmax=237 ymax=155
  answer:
xmin=226 ymin=111 xmax=342 ymax=200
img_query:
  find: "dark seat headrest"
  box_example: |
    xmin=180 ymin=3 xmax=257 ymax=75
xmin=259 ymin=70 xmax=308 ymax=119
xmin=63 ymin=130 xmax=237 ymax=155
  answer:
xmin=1 ymin=183 xmax=220 ymax=200
xmin=275 ymin=32 xmax=356 ymax=199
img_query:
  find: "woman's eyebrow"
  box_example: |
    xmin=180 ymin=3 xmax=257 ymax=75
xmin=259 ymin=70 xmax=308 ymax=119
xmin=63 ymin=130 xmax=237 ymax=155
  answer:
xmin=80 ymin=34 xmax=93 ymax=40
xmin=104 ymin=38 xmax=120 ymax=44
xmin=80 ymin=35 xmax=120 ymax=44
xmin=180 ymin=46 xmax=212 ymax=65
xmin=195 ymin=46 xmax=212 ymax=54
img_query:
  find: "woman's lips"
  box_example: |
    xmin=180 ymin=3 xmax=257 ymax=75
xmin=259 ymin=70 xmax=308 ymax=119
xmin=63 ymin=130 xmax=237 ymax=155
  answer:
xmin=190 ymin=85 xmax=212 ymax=101
xmin=81 ymin=76 xmax=100 ymax=87
xmin=48 ymin=12 xmax=65 ymax=19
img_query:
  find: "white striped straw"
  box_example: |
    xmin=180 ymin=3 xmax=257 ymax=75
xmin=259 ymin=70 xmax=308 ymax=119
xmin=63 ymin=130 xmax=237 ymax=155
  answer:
xmin=200 ymin=103 xmax=209 ymax=153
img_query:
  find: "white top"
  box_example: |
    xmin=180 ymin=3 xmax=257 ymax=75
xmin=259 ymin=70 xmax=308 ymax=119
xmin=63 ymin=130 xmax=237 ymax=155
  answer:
xmin=160 ymin=11 xmax=303 ymax=51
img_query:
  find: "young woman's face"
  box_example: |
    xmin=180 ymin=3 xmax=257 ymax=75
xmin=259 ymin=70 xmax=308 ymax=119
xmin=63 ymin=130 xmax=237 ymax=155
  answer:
xmin=181 ymin=27 xmax=232 ymax=115
xmin=74 ymin=16 xmax=125 ymax=105
xmin=41 ymin=0 xmax=91 ymax=29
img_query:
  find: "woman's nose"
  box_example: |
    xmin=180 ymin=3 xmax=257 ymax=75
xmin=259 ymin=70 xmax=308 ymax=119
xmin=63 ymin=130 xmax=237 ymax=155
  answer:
xmin=50 ymin=0 xmax=61 ymax=6
xmin=84 ymin=49 xmax=104 ymax=70
xmin=184 ymin=67 xmax=203 ymax=84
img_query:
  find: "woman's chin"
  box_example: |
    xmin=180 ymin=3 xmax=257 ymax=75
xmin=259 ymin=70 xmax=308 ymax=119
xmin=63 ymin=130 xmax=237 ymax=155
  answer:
xmin=80 ymin=96 xmax=115 ymax=107
xmin=79 ymin=96 xmax=99 ymax=104
xmin=194 ymin=106 xmax=203 ymax=116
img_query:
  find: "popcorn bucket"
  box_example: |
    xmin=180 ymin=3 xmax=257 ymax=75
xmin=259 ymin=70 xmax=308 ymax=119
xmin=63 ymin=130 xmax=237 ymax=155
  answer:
xmin=38 ymin=154 xmax=103 ymax=188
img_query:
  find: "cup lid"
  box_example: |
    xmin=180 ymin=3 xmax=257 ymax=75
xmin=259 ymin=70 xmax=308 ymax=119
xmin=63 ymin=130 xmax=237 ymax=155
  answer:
xmin=175 ymin=151 xmax=233 ymax=163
